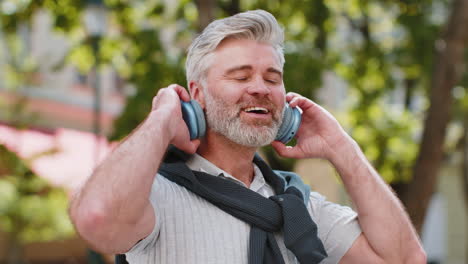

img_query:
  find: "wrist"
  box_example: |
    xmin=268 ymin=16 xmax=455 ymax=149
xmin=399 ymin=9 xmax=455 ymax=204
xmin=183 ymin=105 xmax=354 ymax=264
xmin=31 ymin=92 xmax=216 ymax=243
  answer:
xmin=146 ymin=110 xmax=174 ymax=145
xmin=328 ymin=137 xmax=374 ymax=189
xmin=327 ymin=135 xmax=362 ymax=169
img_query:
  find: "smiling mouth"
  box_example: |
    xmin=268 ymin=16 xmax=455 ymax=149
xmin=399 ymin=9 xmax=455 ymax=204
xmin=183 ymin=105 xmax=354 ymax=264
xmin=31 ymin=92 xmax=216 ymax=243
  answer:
xmin=243 ymin=106 xmax=269 ymax=114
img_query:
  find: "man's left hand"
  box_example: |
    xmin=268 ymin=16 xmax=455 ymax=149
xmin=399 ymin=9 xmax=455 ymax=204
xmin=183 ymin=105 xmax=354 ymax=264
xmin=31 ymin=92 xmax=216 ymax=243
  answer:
xmin=272 ymin=92 xmax=353 ymax=161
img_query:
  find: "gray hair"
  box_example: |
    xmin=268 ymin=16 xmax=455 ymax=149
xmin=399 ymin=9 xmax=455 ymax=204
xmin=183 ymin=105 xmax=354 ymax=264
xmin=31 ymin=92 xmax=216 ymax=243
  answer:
xmin=185 ymin=10 xmax=285 ymax=87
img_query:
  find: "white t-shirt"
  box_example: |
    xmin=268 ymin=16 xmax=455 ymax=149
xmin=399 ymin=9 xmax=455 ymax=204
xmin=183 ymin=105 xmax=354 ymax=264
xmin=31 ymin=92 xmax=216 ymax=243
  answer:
xmin=126 ymin=154 xmax=362 ymax=264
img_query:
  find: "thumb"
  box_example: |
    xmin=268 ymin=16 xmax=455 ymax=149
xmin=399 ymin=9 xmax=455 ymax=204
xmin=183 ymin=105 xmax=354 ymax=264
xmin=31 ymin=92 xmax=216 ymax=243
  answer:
xmin=271 ymin=141 xmax=301 ymax=159
xmin=184 ymin=139 xmax=201 ymax=154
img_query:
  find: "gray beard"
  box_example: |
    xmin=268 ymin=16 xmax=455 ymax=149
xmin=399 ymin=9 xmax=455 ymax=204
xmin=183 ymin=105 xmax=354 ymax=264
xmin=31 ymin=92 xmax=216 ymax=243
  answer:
xmin=204 ymin=92 xmax=283 ymax=147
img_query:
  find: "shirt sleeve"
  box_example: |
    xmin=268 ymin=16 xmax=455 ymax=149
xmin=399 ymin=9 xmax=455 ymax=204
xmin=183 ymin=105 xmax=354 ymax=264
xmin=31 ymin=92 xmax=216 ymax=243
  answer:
xmin=307 ymin=192 xmax=362 ymax=264
xmin=124 ymin=174 xmax=163 ymax=254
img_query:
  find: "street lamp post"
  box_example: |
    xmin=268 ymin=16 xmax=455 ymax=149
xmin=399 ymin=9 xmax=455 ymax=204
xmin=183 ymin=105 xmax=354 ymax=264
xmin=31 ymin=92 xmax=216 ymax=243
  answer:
xmin=83 ymin=4 xmax=109 ymax=262
xmin=83 ymin=0 xmax=107 ymax=166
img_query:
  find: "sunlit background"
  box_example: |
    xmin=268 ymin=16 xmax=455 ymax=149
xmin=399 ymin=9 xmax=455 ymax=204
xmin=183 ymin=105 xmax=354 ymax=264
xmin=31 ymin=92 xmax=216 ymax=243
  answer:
xmin=0 ymin=0 xmax=467 ymax=263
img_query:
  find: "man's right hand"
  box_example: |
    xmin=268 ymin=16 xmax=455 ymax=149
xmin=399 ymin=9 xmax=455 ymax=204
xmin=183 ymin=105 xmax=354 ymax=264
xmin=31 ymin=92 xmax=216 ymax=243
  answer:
xmin=70 ymin=84 xmax=200 ymax=254
xmin=150 ymin=84 xmax=200 ymax=154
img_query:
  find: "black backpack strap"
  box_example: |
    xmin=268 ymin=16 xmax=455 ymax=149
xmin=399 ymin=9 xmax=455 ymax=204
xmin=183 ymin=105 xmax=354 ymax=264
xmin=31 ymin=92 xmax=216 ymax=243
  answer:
xmin=115 ymin=254 xmax=128 ymax=264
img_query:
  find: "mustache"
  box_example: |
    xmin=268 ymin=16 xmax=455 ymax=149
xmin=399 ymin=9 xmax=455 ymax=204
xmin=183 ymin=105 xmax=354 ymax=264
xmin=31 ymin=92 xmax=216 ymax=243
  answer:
xmin=204 ymin=93 xmax=283 ymax=122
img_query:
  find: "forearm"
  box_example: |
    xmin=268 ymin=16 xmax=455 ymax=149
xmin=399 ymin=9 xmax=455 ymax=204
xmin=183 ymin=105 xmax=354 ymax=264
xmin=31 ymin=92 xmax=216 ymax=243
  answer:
xmin=330 ymin=137 xmax=424 ymax=263
xmin=70 ymin=111 xmax=169 ymax=245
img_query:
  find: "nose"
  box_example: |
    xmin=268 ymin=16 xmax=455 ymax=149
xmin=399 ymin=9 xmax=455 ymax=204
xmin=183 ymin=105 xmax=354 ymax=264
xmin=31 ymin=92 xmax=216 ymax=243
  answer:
xmin=246 ymin=76 xmax=271 ymax=96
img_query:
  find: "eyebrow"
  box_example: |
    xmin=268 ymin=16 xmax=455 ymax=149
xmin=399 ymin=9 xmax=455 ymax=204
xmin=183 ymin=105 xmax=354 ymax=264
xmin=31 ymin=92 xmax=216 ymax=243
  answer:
xmin=225 ymin=65 xmax=253 ymax=75
xmin=266 ymin=67 xmax=283 ymax=78
xmin=224 ymin=65 xmax=283 ymax=78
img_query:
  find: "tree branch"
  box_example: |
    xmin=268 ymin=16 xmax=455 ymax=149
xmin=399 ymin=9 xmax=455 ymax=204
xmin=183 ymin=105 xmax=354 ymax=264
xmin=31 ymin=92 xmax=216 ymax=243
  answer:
xmin=401 ymin=0 xmax=468 ymax=233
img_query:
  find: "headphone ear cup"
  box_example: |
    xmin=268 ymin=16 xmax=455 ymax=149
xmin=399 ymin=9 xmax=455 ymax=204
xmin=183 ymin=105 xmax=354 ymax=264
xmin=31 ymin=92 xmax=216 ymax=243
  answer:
xmin=189 ymin=100 xmax=206 ymax=138
xmin=181 ymin=100 xmax=206 ymax=140
xmin=276 ymin=104 xmax=301 ymax=144
xmin=181 ymin=101 xmax=199 ymax=139
xmin=276 ymin=104 xmax=293 ymax=142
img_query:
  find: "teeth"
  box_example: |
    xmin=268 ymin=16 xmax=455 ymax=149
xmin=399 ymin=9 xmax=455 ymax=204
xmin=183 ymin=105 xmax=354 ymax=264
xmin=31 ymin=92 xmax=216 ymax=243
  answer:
xmin=244 ymin=107 xmax=269 ymax=113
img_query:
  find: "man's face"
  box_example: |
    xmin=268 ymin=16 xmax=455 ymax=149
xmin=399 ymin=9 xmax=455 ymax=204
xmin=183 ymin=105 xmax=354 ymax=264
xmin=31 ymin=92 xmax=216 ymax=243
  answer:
xmin=202 ymin=38 xmax=286 ymax=147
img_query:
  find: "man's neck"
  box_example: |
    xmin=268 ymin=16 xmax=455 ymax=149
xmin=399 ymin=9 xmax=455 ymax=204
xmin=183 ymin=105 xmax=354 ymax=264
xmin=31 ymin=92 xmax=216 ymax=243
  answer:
xmin=197 ymin=130 xmax=257 ymax=187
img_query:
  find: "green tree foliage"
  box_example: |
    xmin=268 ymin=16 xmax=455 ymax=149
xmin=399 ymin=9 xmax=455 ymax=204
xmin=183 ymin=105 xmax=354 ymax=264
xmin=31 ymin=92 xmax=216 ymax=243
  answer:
xmin=0 ymin=0 xmax=463 ymax=179
xmin=1 ymin=0 xmax=467 ymax=232
xmin=0 ymin=144 xmax=74 ymax=263
xmin=1 ymin=4 xmax=76 ymax=259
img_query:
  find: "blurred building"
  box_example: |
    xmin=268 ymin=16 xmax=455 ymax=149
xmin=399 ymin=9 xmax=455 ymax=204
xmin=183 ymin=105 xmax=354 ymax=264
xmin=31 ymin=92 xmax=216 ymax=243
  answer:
xmin=0 ymin=8 xmax=123 ymax=264
xmin=0 ymin=10 xmax=126 ymax=134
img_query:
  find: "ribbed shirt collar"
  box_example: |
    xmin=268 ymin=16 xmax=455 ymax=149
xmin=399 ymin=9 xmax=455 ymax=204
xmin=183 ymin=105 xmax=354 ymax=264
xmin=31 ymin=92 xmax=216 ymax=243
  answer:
xmin=186 ymin=153 xmax=267 ymax=192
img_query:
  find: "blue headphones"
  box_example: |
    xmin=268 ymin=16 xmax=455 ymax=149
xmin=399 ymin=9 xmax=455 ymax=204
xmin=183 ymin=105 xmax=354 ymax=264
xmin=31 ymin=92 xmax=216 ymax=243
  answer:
xmin=181 ymin=100 xmax=301 ymax=144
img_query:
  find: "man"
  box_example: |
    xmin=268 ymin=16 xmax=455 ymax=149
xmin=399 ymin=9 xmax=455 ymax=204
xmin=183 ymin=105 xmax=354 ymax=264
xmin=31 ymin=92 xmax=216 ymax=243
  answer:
xmin=70 ymin=10 xmax=426 ymax=264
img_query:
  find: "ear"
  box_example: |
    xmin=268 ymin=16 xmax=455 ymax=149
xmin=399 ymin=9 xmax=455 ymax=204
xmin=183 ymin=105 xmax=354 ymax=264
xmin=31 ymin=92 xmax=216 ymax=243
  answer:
xmin=189 ymin=81 xmax=206 ymax=109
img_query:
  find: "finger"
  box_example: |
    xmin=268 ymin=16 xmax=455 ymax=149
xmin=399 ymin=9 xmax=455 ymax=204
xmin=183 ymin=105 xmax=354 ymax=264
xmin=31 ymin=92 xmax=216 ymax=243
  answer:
xmin=168 ymin=84 xmax=190 ymax=102
xmin=286 ymin=92 xmax=302 ymax=99
xmin=152 ymin=89 xmax=167 ymax=110
xmin=188 ymin=139 xmax=201 ymax=153
xmin=271 ymin=141 xmax=302 ymax=159
xmin=286 ymin=92 xmax=310 ymax=108
xmin=152 ymin=95 xmax=158 ymax=109
xmin=288 ymin=96 xmax=319 ymax=114
xmin=286 ymin=92 xmax=301 ymax=103
xmin=289 ymin=96 xmax=309 ymax=108
xmin=179 ymin=139 xmax=201 ymax=154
